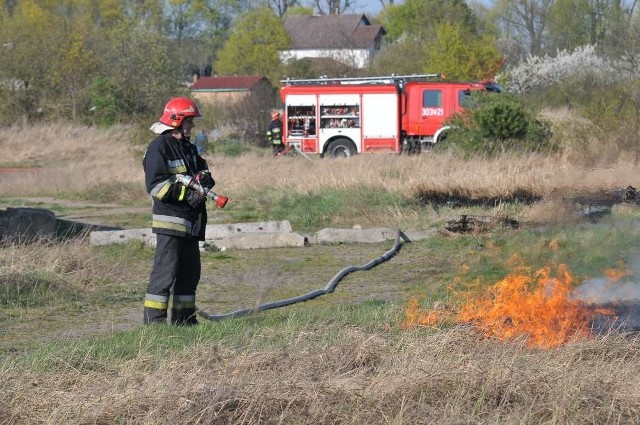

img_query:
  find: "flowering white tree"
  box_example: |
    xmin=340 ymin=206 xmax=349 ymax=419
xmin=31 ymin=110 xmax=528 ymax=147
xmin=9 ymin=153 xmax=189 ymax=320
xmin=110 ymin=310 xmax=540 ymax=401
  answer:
xmin=503 ymin=45 xmax=637 ymax=94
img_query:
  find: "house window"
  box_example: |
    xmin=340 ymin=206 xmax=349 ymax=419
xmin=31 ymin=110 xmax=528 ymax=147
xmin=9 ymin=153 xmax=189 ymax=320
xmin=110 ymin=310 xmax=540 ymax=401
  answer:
xmin=423 ymin=90 xmax=442 ymax=107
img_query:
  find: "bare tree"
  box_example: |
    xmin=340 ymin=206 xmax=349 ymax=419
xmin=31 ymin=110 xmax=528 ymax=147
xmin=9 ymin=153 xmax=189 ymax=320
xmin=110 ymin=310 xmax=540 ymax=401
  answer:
xmin=492 ymin=0 xmax=554 ymax=57
xmin=313 ymin=0 xmax=353 ymax=14
xmin=268 ymin=0 xmax=302 ymax=18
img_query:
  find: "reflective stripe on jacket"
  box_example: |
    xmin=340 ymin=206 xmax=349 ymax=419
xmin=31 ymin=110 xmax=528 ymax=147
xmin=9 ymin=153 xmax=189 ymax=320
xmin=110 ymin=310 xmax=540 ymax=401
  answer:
xmin=267 ymin=120 xmax=283 ymax=145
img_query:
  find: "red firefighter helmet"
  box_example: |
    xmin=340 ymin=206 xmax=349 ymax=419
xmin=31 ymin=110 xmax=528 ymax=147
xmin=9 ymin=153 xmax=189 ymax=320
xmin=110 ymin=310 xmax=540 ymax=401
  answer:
xmin=159 ymin=97 xmax=201 ymax=128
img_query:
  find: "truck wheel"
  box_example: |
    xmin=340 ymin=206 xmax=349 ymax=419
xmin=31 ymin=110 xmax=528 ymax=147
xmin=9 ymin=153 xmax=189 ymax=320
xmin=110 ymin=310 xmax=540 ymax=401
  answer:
xmin=327 ymin=138 xmax=356 ymax=158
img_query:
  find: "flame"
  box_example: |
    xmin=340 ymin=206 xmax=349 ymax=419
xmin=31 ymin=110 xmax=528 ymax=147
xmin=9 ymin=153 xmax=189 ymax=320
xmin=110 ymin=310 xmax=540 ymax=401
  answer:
xmin=404 ymin=261 xmax=615 ymax=349
xmin=401 ymin=298 xmax=449 ymax=328
xmin=604 ymin=260 xmax=632 ymax=282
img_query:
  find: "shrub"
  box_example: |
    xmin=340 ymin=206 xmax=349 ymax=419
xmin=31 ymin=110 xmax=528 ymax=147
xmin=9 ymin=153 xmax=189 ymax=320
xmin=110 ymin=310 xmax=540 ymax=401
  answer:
xmin=213 ymin=134 xmax=255 ymax=157
xmin=474 ymin=99 xmax=527 ymax=140
xmin=439 ymin=92 xmax=554 ymax=156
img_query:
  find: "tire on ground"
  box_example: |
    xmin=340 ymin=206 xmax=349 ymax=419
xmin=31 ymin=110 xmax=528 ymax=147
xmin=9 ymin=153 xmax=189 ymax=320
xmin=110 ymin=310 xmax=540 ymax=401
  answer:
xmin=326 ymin=138 xmax=356 ymax=158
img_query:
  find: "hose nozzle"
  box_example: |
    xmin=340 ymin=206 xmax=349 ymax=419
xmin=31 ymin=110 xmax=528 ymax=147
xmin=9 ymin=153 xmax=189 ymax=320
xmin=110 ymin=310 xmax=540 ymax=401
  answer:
xmin=208 ymin=192 xmax=228 ymax=208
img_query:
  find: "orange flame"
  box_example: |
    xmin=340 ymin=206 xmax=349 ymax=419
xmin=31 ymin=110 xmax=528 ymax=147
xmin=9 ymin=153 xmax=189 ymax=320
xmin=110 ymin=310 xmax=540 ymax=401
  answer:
xmin=604 ymin=260 xmax=632 ymax=282
xmin=401 ymin=298 xmax=449 ymax=328
xmin=404 ymin=262 xmax=615 ymax=349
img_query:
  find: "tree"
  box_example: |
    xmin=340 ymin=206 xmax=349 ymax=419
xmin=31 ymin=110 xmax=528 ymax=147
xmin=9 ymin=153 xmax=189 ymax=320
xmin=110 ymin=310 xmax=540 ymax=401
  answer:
xmin=380 ymin=0 xmax=478 ymax=42
xmin=99 ymin=20 xmax=181 ymax=121
xmin=424 ymin=22 xmax=503 ymax=81
xmin=266 ymin=0 xmax=302 ymax=18
xmin=373 ymin=0 xmax=501 ymax=81
xmin=0 ymin=0 xmax=66 ymax=122
xmin=169 ymin=0 xmax=251 ymax=79
xmin=547 ymin=0 xmax=636 ymax=58
xmin=490 ymin=0 xmax=554 ymax=58
xmin=368 ymin=37 xmax=426 ymax=76
xmin=312 ymin=0 xmax=353 ymax=15
xmin=214 ymin=7 xmax=289 ymax=85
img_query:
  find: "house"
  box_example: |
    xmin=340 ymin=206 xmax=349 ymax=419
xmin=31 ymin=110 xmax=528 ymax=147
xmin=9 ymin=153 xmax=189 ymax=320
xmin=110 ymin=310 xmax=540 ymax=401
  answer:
xmin=281 ymin=14 xmax=386 ymax=69
xmin=190 ymin=75 xmax=274 ymax=105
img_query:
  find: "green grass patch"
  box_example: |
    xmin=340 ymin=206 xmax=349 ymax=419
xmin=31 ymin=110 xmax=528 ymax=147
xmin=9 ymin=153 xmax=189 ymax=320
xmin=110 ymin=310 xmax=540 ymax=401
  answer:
xmin=444 ymin=224 xmax=640 ymax=293
xmin=8 ymin=301 xmax=401 ymax=372
xmin=211 ymin=139 xmax=257 ymax=157
xmin=224 ymin=186 xmax=410 ymax=232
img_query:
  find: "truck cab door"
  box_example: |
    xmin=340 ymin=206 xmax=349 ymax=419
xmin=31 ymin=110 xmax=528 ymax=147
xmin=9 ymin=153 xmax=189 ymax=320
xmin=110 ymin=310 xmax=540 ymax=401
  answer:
xmin=404 ymin=86 xmax=448 ymax=138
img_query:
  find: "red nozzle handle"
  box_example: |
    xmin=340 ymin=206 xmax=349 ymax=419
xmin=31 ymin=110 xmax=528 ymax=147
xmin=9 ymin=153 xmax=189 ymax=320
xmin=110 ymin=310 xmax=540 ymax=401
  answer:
xmin=215 ymin=195 xmax=228 ymax=208
xmin=209 ymin=193 xmax=228 ymax=208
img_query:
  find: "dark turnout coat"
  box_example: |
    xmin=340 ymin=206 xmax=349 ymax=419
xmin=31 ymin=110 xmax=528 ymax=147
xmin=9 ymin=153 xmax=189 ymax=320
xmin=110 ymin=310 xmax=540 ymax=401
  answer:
xmin=143 ymin=132 xmax=209 ymax=240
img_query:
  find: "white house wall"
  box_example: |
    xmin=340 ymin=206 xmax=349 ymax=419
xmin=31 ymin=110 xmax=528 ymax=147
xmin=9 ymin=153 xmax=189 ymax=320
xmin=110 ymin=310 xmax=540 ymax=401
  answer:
xmin=280 ymin=48 xmax=372 ymax=68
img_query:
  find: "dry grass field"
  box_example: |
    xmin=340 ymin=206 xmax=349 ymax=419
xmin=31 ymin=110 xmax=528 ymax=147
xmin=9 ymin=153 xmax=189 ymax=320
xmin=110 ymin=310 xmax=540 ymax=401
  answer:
xmin=1 ymin=123 xmax=640 ymax=424
xmin=2 ymin=122 xmax=640 ymax=227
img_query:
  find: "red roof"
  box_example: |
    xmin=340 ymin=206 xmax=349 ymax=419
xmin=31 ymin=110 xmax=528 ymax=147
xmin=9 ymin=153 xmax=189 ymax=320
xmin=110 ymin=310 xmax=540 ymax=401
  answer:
xmin=191 ymin=76 xmax=268 ymax=91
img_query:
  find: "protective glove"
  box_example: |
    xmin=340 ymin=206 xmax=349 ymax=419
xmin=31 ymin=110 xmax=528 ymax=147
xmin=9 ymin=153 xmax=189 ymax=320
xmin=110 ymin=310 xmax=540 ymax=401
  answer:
xmin=185 ymin=189 xmax=205 ymax=208
xmin=196 ymin=171 xmax=215 ymax=190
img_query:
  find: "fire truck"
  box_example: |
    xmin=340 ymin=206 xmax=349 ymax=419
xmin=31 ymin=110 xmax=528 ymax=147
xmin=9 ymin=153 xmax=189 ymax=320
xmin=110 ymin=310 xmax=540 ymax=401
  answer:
xmin=279 ymin=74 xmax=502 ymax=157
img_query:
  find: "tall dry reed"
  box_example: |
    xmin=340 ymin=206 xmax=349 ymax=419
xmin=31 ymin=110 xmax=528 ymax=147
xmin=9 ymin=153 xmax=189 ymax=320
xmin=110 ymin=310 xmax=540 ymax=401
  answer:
xmin=2 ymin=123 xmax=640 ymax=202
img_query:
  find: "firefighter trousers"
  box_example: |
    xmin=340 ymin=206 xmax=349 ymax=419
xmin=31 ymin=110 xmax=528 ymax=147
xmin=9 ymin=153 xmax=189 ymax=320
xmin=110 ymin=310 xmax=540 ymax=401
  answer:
xmin=272 ymin=143 xmax=285 ymax=156
xmin=143 ymin=233 xmax=201 ymax=325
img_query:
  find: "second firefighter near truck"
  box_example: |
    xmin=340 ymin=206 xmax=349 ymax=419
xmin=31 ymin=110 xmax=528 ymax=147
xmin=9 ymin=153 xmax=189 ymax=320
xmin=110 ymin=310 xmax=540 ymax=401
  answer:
xmin=142 ymin=96 xmax=215 ymax=326
xmin=267 ymin=109 xmax=284 ymax=156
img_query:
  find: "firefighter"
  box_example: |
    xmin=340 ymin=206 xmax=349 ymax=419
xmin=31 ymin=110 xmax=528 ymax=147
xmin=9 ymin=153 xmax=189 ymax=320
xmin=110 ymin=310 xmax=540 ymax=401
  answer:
xmin=266 ymin=109 xmax=284 ymax=156
xmin=142 ymin=96 xmax=214 ymax=326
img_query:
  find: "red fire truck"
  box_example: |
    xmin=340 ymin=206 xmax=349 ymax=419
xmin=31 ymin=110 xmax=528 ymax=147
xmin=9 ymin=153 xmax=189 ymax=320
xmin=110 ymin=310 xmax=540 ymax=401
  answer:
xmin=280 ymin=74 xmax=502 ymax=157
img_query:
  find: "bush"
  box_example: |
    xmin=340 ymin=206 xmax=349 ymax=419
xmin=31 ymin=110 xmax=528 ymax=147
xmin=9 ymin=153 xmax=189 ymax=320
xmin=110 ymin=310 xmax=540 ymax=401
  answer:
xmin=439 ymin=92 xmax=554 ymax=156
xmin=213 ymin=134 xmax=255 ymax=157
xmin=474 ymin=99 xmax=528 ymax=140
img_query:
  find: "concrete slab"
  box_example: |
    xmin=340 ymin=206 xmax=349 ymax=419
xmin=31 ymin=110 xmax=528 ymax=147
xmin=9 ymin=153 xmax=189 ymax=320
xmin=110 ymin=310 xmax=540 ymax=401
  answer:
xmin=404 ymin=229 xmax=439 ymax=241
xmin=89 ymin=221 xmax=438 ymax=250
xmin=90 ymin=228 xmax=155 ymax=246
xmin=90 ymin=220 xmax=293 ymax=247
xmin=315 ymin=227 xmax=397 ymax=244
xmin=205 ymin=232 xmax=306 ymax=250
xmin=205 ymin=220 xmax=292 ymax=239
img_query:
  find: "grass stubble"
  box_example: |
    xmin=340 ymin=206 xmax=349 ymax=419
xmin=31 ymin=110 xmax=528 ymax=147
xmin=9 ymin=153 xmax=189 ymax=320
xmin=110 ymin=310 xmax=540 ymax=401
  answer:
xmin=1 ymin=123 xmax=640 ymax=423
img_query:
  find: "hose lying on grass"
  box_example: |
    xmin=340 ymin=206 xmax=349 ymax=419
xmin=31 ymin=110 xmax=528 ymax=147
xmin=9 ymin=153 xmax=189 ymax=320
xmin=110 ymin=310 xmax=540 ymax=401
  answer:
xmin=196 ymin=229 xmax=412 ymax=321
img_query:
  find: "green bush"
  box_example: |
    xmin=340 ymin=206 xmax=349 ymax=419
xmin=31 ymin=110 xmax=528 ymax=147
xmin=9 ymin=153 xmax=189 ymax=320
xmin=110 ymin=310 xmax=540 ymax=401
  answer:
xmin=439 ymin=92 xmax=554 ymax=156
xmin=89 ymin=77 xmax=123 ymax=127
xmin=474 ymin=99 xmax=527 ymax=140
xmin=214 ymin=135 xmax=254 ymax=157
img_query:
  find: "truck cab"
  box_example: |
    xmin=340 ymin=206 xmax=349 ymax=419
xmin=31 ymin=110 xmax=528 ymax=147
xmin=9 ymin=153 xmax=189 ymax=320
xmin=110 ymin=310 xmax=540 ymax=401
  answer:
xmin=401 ymin=81 xmax=501 ymax=152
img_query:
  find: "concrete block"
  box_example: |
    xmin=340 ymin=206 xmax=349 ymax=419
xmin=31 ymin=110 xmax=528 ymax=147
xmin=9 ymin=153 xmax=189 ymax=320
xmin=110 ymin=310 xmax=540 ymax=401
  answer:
xmin=205 ymin=232 xmax=306 ymax=250
xmin=403 ymin=229 xmax=439 ymax=241
xmin=205 ymin=220 xmax=293 ymax=239
xmin=315 ymin=227 xmax=397 ymax=244
xmin=90 ymin=228 xmax=156 ymax=246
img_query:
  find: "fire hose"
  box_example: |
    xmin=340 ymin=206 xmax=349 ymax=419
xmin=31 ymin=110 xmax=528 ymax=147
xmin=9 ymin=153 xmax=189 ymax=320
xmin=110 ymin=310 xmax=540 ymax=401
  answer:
xmin=196 ymin=229 xmax=412 ymax=321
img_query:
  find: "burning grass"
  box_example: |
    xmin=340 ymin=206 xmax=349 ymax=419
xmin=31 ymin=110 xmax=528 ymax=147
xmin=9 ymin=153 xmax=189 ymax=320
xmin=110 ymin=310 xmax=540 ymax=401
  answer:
xmin=403 ymin=255 xmax=640 ymax=350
